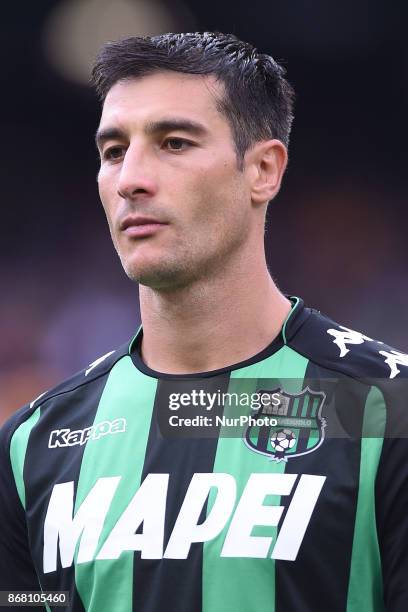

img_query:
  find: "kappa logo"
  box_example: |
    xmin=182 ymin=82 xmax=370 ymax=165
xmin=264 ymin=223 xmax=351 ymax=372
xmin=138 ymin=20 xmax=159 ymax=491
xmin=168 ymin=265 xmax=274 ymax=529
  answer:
xmin=327 ymin=325 xmax=376 ymax=357
xmin=244 ymin=388 xmax=326 ymax=462
xmin=378 ymin=349 xmax=408 ymax=379
xmin=327 ymin=325 xmax=408 ymax=379
xmin=48 ymin=418 xmax=126 ymax=448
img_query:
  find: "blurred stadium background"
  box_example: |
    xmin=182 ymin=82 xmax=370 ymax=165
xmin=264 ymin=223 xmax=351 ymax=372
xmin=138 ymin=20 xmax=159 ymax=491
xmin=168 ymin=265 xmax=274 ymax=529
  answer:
xmin=1 ymin=0 xmax=408 ymax=422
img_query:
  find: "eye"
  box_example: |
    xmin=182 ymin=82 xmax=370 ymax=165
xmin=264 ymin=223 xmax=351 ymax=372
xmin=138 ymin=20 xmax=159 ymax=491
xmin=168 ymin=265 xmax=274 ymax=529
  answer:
xmin=163 ymin=138 xmax=192 ymax=151
xmin=103 ymin=146 xmax=125 ymax=161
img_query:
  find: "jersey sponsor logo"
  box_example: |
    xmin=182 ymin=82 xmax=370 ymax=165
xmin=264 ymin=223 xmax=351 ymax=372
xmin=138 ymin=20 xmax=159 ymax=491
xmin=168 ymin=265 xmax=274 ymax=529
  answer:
xmin=243 ymin=388 xmax=326 ymax=462
xmin=43 ymin=472 xmax=326 ymax=572
xmin=48 ymin=418 xmax=126 ymax=448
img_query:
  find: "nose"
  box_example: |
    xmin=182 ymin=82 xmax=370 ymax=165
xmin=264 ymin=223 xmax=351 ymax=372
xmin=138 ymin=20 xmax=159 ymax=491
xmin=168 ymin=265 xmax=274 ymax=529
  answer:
xmin=117 ymin=143 xmax=158 ymax=201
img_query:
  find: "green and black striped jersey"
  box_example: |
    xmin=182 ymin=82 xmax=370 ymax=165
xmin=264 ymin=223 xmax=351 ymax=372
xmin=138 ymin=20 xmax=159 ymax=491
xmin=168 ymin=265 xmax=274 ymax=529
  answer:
xmin=2 ymin=296 xmax=408 ymax=612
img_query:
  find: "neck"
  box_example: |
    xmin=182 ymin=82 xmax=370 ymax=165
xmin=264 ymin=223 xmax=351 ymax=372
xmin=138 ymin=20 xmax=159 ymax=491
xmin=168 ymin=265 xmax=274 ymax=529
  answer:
xmin=138 ymin=247 xmax=291 ymax=375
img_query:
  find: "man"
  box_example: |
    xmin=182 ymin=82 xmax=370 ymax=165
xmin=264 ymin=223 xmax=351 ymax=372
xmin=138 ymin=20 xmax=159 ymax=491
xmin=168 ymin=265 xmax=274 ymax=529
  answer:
xmin=1 ymin=31 xmax=408 ymax=612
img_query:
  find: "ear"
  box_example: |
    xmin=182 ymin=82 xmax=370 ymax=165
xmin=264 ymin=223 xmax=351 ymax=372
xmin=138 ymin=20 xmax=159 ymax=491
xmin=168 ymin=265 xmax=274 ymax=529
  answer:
xmin=245 ymin=139 xmax=288 ymax=205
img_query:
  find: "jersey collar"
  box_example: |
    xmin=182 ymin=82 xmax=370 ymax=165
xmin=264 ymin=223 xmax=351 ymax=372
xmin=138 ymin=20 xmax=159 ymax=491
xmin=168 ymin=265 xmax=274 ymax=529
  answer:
xmin=129 ymin=295 xmax=310 ymax=379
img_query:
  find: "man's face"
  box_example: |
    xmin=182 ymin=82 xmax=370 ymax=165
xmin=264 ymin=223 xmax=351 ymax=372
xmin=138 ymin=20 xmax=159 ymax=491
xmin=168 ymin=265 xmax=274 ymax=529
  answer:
xmin=97 ymin=71 xmax=254 ymax=289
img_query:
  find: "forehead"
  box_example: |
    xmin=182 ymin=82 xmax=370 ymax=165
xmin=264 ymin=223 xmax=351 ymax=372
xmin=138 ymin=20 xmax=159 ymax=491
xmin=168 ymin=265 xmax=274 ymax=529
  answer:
xmin=100 ymin=71 xmax=228 ymax=132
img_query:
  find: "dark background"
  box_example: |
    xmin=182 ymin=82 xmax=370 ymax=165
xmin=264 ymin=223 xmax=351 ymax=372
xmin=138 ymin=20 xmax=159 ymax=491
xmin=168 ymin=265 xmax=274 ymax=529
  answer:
xmin=1 ymin=0 xmax=407 ymax=421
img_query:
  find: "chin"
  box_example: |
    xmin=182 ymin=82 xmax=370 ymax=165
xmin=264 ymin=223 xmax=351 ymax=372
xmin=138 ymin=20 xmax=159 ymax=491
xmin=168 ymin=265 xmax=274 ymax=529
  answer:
xmin=123 ymin=257 xmax=189 ymax=289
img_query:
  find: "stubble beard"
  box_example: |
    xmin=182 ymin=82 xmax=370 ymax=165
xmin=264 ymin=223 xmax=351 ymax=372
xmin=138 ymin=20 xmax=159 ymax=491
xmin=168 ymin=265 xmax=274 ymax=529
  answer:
xmin=119 ymin=223 xmax=247 ymax=292
xmin=119 ymin=233 xmax=205 ymax=290
xmin=115 ymin=183 xmax=250 ymax=292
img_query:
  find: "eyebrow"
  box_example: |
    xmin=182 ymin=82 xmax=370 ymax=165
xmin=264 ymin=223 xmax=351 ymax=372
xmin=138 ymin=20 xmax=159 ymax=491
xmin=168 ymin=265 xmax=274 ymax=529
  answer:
xmin=95 ymin=118 xmax=209 ymax=149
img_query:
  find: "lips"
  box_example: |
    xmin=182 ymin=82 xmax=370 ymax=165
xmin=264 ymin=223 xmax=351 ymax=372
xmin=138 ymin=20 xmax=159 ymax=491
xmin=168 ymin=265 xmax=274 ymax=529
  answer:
xmin=120 ymin=215 xmax=168 ymax=238
xmin=120 ymin=215 xmax=167 ymax=231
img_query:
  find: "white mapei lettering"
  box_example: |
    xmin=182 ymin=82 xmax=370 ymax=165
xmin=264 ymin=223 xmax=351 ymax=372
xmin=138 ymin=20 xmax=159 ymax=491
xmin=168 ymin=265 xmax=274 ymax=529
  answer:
xmin=43 ymin=472 xmax=326 ymax=571
xmin=221 ymin=473 xmax=297 ymax=558
xmin=97 ymin=473 xmax=169 ymax=560
xmin=272 ymin=474 xmax=326 ymax=560
xmin=43 ymin=477 xmax=121 ymax=573
xmin=164 ymin=473 xmax=236 ymax=559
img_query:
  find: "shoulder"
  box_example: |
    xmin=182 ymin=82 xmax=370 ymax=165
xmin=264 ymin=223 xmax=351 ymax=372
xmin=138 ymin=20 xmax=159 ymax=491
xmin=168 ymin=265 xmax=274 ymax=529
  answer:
xmin=289 ymin=305 xmax=408 ymax=381
xmin=0 ymin=341 xmax=131 ymax=446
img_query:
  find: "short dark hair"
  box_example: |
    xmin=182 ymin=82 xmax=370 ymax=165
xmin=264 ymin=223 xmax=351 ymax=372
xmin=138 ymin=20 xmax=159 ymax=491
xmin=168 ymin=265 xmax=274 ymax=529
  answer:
xmin=91 ymin=31 xmax=295 ymax=170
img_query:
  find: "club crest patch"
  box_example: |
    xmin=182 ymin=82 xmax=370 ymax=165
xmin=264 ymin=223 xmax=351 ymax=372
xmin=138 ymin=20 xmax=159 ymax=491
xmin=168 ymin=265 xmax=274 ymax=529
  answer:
xmin=243 ymin=387 xmax=327 ymax=462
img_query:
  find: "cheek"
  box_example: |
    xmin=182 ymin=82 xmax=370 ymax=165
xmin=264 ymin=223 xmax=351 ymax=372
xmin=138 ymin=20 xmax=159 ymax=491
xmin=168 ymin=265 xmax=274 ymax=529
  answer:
xmin=97 ymin=173 xmax=117 ymax=226
xmin=184 ymin=164 xmax=232 ymax=217
xmin=97 ymin=167 xmax=111 ymax=201
xmin=191 ymin=168 xmax=245 ymax=226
